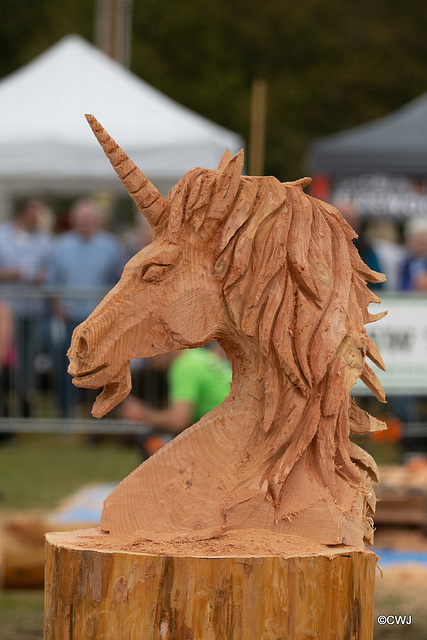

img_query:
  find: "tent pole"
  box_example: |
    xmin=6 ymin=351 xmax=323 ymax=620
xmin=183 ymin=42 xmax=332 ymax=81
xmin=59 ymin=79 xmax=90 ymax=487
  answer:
xmin=249 ymin=78 xmax=267 ymax=176
xmin=94 ymin=0 xmax=133 ymax=68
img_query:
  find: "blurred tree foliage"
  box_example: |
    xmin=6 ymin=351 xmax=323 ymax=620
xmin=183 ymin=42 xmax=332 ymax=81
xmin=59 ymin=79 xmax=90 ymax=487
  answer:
xmin=2 ymin=0 xmax=427 ymax=179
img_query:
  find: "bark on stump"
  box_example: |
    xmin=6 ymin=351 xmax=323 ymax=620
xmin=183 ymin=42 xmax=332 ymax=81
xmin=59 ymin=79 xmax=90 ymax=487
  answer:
xmin=44 ymin=530 xmax=376 ymax=640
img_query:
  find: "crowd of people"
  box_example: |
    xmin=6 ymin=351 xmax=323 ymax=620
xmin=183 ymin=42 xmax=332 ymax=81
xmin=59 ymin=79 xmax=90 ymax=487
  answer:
xmin=0 ymin=197 xmax=125 ymax=419
xmin=0 ymin=194 xmax=426 ymax=430
xmin=336 ymin=198 xmax=423 ymax=292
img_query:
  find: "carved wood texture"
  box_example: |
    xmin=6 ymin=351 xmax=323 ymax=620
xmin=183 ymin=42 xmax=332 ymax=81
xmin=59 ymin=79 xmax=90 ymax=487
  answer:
xmin=68 ymin=115 xmax=387 ymax=549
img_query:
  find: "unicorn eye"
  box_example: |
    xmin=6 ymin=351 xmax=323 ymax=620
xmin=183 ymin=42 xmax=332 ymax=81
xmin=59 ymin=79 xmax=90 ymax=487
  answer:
xmin=140 ymin=263 xmax=172 ymax=283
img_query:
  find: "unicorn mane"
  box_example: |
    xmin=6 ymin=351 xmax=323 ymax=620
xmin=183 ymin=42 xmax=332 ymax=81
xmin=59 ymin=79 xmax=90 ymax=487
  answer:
xmin=172 ymin=157 xmax=386 ymax=544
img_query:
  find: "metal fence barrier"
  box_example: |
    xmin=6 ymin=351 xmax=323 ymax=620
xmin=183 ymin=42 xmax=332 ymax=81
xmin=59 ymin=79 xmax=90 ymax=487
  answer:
xmin=0 ymin=285 xmax=168 ymax=430
xmin=0 ymin=418 xmax=154 ymax=435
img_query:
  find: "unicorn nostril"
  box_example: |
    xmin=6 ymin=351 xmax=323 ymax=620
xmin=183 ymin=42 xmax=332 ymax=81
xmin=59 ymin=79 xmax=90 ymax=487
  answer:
xmin=76 ymin=336 xmax=89 ymax=359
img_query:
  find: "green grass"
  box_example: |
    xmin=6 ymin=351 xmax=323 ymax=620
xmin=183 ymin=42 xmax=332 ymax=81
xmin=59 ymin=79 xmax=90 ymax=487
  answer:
xmin=0 ymin=435 xmax=141 ymax=511
xmin=374 ymin=570 xmax=427 ymax=639
xmin=0 ymin=590 xmax=44 ymax=640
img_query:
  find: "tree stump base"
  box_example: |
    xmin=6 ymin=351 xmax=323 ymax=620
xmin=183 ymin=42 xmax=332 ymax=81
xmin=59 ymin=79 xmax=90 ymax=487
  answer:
xmin=44 ymin=528 xmax=377 ymax=640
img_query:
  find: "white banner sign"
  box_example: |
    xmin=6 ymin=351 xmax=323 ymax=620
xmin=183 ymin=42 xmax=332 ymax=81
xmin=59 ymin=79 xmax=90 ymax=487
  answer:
xmin=353 ymin=295 xmax=427 ymax=394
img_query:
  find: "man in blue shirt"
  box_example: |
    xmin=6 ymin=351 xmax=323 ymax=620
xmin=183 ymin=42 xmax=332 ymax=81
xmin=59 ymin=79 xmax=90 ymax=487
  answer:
xmin=49 ymin=199 xmax=123 ymax=417
xmin=401 ymin=217 xmax=427 ymax=291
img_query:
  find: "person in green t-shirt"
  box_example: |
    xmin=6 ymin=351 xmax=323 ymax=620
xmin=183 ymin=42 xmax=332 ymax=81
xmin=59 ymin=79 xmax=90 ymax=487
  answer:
xmin=119 ymin=345 xmax=231 ymax=454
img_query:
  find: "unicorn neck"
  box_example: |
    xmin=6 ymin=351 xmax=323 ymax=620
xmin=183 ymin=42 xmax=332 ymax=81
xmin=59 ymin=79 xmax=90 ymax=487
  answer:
xmin=219 ymin=336 xmax=268 ymax=425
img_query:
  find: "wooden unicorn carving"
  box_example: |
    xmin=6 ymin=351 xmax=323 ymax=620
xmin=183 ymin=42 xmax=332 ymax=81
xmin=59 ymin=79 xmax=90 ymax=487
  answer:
xmin=68 ymin=115 xmax=387 ymax=549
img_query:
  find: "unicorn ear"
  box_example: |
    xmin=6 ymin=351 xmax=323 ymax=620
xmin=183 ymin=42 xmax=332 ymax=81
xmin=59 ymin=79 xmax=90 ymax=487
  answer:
xmin=217 ymin=149 xmax=233 ymax=171
xmin=283 ymin=177 xmax=313 ymax=189
xmin=210 ymin=150 xmax=244 ymax=219
xmin=85 ymin=115 xmax=168 ymax=230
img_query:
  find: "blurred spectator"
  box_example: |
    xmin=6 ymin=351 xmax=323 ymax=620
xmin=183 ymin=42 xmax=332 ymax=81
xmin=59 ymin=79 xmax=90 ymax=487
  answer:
xmin=365 ymin=219 xmax=406 ymax=291
xmin=401 ymin=217 xmax=427 ymax=291
xmin=0 ymin=300 xmax=14 ymax=425
xmin=0 ymin=301 xmax=13 ymax=371
xmin=0 ymin=198 xmax=52 ymax=415
xmin=120 ymin=345 xmax=232 ymax=457
xmin=335 ymin=199 xmax=383 ymax=287
xmin=49 ymin=198 xmax=124 ymax=417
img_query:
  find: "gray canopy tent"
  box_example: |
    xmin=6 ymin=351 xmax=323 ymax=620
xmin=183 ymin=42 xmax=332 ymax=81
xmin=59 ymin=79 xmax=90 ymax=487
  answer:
xmin=306 ymin=92 xmax=427 ymax=176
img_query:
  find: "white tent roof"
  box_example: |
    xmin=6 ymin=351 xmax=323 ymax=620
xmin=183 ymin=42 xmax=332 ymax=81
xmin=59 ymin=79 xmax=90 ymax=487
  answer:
xmin=0 ymin=34 xmax=244 ymax=200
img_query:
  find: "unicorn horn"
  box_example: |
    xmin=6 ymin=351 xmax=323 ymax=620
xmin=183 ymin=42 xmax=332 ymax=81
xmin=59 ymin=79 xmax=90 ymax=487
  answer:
xmin=85 ymin=114 xmax=167 ymax=228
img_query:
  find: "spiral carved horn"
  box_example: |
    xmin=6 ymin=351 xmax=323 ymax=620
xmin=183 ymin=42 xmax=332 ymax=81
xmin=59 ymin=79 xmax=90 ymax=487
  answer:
xmin=85 ymin=114 xmax=168 ymax=229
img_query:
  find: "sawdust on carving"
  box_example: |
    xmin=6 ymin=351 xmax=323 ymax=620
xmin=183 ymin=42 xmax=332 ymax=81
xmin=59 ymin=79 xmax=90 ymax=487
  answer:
xmin=58 ymin=527 xmax=364 ymax=559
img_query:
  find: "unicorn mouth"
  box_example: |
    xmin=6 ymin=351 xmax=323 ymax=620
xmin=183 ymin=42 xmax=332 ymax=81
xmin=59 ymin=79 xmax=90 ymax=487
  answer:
xmin=71 ymin=363 xmax=110 ymax=388
xmin=73 ymin=363 xmax=109 ymax=378
xmin=92 ymin=363 xmax=132 ymax=419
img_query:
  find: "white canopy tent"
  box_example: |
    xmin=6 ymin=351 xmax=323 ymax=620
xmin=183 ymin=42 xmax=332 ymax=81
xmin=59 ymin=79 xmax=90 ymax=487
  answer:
xmin=0 ymin=34 xmax=244 ymax=214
